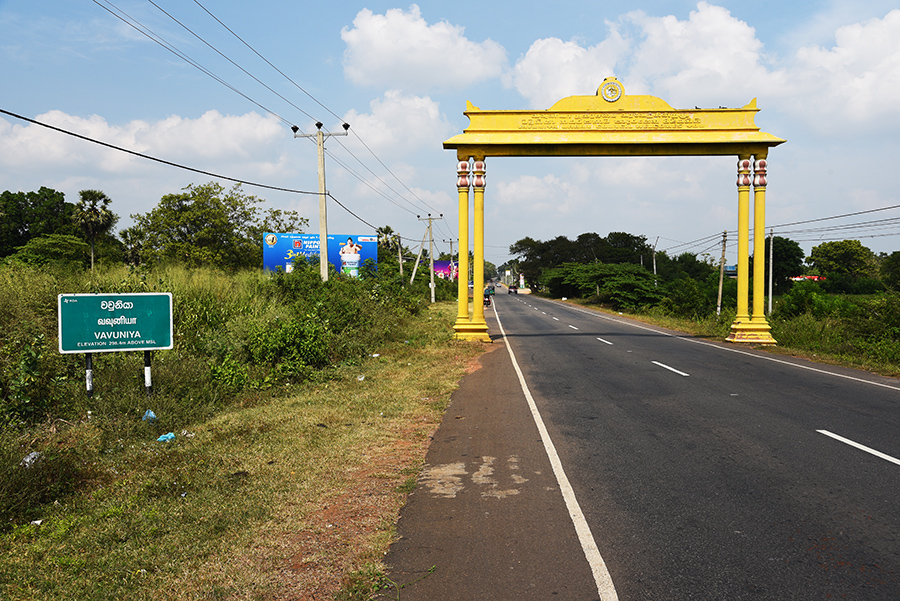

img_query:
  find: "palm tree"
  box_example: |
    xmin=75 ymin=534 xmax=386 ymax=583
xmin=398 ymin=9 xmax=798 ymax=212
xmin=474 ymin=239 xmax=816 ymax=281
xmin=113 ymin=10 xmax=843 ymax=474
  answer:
xmin=376 ymin=225 xmax=395 ymax=247
xmin=74 ymin=190 xmax=117 ymax=272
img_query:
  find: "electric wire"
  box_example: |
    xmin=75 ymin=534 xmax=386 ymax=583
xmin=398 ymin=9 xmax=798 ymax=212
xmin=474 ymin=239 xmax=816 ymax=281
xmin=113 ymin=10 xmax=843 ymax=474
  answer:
xmin=145 ymin=0 xmax=317 ymax=126
xmin=323 ymin=152 xmax=418 ymax=216
xmin=324 ymin=147 xmax=422 ymax=216
xmin=0 ymin=108 xmax=318 ymax=195
xmin=192 ymin=0 xmax=344 ymax=124
xmin=92 ymin=1 xmax=438 ymax=236
xmin=92 ymin=0 xmax=294 ymax=128
xmin=2 ymin=107 xmax=434 ymax=245
xmin=190 ymin=0 xmax=445 ymax=221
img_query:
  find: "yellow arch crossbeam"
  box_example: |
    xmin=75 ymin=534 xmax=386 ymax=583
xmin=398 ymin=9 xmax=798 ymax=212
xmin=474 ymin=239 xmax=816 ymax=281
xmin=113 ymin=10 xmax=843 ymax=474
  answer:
xmin=444 ymin=77 xmax=784 ymax=158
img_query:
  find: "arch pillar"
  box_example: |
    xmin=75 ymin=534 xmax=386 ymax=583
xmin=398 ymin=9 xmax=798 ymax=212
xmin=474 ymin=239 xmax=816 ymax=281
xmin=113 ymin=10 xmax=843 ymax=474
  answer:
xmin=453 ymin=156 xmax=491 ymax=341
xmin=727 ymin=152 xmax=776 ymax=344
xmin=454 ymin=159 xmax=471 ymax=330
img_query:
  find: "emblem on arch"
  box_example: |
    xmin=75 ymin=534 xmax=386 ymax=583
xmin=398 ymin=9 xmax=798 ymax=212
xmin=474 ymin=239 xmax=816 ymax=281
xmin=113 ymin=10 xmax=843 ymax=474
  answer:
xmin=599 ymin=77 xmax=624 ymax=103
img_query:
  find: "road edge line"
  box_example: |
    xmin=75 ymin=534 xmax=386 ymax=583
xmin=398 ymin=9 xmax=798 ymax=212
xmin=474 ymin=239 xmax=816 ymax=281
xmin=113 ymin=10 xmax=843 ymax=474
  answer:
xmin=492 ymin=303 xmax=619 ymax=601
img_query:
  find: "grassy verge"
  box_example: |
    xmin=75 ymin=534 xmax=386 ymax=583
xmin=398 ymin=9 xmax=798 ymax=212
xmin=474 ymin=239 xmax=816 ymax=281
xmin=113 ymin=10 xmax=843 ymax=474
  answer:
xmin=0 ymin=301 xmax=485 ymax=600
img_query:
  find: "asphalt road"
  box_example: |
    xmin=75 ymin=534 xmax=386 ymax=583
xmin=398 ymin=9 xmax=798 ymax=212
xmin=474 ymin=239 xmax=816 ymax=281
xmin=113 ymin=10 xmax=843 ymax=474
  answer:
xmin=388 ymin=291 xmax=900 ymax=600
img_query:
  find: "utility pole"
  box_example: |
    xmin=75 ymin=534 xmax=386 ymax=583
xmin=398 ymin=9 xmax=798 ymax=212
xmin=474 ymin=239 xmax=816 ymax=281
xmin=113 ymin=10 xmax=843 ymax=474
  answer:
xmin=652 ymin=236 xmax=659 ymax=287
xmin=396 ymin=234 xmax=403 ymax=277
xmin=292 ymin=121 xmax=349 ymax=281
xmin=717 ymin=230 xmax=727 ymax=316
xmin=444 ymin=238 xmax=456 ymax=281
xmin=410 ymin=214 xmax=442 ymax=302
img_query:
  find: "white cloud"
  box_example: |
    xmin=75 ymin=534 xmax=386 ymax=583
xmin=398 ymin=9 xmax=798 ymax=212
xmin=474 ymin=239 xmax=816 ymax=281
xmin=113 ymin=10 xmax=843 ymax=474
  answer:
xmin=789 ymin=9 xmax=900 ymax=127
xmin=341 ymin=5 xmax=506 ymax=91
xmin=0 ymin=110 xmax=300 ymax=225
xmin=0 ymin=110 xmax=286 ymax=173
xmin=341 ymin=90 xmax=456 ymax=155
xmin=504 ymin=33 xmax=627 ymax=108
xmin=622 ymin=3 xmax=786 ymax=107
xmin=494 ymin=173 xmax=587 ymax=215
xmin=504 ymin=3 xmax=900 ymax=133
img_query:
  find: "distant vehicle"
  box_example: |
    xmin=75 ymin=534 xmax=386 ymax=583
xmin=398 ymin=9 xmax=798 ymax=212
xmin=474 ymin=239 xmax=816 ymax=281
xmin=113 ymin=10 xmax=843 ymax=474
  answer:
xmin=508 ymin=285 xmax=518 ymax=294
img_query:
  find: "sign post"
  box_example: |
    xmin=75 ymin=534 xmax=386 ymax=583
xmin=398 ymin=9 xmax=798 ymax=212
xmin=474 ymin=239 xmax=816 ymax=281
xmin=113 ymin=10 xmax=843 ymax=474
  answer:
xmin=58 ymin=293 xmax=173 ymax=396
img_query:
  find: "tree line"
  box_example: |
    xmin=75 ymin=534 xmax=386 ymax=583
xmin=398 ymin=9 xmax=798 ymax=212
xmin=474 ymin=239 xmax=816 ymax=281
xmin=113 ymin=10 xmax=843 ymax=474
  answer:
xmin=0 ymin=183 xmax=309 ymax=272
xmin=500 ymin=231 xmax=900 ymax=317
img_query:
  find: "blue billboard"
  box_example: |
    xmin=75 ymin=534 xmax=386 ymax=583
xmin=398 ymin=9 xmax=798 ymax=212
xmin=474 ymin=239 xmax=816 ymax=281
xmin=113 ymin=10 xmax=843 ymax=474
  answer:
xmin=263 ymin=233 xmax=378 ymax=277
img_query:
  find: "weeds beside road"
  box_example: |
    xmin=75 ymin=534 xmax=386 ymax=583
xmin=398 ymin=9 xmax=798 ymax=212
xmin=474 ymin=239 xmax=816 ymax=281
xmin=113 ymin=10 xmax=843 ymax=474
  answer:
xmin=0 ymin=263 xmax=483 ymax=600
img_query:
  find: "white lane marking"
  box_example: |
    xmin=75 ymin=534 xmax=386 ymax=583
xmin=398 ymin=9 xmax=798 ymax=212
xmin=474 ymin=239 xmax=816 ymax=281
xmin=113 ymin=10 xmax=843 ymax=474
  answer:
xmin=597 ymin=338 xmax=613 ymax=345
xmin=562 ymin=304 xmax=900 ymax=393
xmin=492 ymin=304 xmax=619 ymax=601
xmin=542 ymin=311 xmax=547 ymax=315
xmin=553 ymin=317 xmax=560 ymax=321
xmin=817 ymin=430 xmax=900 ymax=466
xmin=652 ymin=361 xmax=689 ymax=377
xmin=569 ymin=325 xmax=579 ymax=330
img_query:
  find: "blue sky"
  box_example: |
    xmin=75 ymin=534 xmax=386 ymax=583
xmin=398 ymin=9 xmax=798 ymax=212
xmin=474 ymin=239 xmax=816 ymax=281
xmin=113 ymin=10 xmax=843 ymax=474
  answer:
xmin=2 ymin=1 xmax=900 ymax=266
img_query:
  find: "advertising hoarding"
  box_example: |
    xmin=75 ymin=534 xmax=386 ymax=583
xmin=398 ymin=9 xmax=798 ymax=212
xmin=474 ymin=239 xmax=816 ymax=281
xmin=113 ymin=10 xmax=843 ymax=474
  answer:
xmin=263 ymin=233 xmax=377 ymax=277
xmin=433 ymin=260 xmax=458 ymax=280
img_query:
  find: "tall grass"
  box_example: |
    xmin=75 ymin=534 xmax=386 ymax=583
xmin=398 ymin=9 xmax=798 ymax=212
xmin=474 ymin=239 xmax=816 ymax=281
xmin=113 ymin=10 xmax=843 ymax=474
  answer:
xmin=0 ymin=260 xmax=438 ymax=529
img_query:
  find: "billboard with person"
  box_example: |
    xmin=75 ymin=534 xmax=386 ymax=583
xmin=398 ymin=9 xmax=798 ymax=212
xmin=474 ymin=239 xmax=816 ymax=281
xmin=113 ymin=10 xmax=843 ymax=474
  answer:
xmin=263 ymin=233 xmax=377 ymax=277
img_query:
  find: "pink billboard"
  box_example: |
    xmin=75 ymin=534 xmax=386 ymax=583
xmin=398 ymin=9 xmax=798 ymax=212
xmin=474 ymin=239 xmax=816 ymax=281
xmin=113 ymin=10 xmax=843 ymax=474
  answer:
xmin=433 ymin=260 xmax=458 ymax=280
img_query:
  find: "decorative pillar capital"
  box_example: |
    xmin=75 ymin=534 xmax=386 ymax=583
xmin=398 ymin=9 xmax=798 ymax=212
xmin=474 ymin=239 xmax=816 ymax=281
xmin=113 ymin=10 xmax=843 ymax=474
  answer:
xmin=457 ymin=160 xmax=471 ymax=189
xmin=753 ymin=158 xmax=767 ymax=188
xmin=472 ymin=160 xmax=486 ymax=189
xmin=736 ymin=158 xmax=752 ymax=187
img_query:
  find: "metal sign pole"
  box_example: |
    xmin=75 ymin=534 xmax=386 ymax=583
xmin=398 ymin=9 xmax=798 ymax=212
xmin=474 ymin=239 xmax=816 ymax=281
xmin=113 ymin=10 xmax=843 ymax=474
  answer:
xmin=144 ymin=350 xmax=152 ymax=397
xmin=85 ymin=353 xmax=94 ymax=398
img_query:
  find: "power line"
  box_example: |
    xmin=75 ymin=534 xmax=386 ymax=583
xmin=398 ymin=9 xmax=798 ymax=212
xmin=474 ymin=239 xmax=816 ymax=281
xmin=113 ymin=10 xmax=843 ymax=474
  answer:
xmin=145 ymin=0 xmax=317 ymax=125
xmin=191 ymin=0 xmax=342 ymax=124
xmin=190 ymin=0 xmax=443 ymax=221
xmin=92 ymin=0 xmax=438 ymax=233
xmin=2 ymin=107 xmax=424 ymax=241
xmin=0 ymin=108 xmax=318 ymax=195
xmin=92 ymin=0 xmax=294 ymax=128
xmin=769 ymin=204 xmax=900 ymax=229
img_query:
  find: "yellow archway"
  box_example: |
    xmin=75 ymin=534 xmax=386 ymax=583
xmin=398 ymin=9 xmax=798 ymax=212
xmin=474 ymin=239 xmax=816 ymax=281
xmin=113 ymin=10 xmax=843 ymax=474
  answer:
xmin=444 ymin=77 xmax=785 ymax=344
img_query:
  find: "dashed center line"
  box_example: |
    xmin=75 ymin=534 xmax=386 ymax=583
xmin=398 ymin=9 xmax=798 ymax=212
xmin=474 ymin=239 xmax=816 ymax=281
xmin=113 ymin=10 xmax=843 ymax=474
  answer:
xmin=817 ymin=430 xmax=900 ymax=466
xmin=652 ymin=361 xmax=689 ymax=377
xmin=597 ymin=338 xmax=613 ymax=345
xmin=569 ymin=325 xmax=579 ymax=330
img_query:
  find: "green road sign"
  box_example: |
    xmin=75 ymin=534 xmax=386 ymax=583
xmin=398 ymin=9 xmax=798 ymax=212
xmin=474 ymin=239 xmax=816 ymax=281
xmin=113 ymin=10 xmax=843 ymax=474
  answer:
xmin=58 ymin=293 xmax=173 ymax=354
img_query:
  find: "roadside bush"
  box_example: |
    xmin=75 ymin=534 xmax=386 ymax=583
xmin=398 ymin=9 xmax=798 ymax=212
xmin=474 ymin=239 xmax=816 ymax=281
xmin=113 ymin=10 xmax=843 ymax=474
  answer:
xmin=660 ymin=277 xmax=714 ymax=319
xmin=773 ymin=280 xmax=860 ymax=320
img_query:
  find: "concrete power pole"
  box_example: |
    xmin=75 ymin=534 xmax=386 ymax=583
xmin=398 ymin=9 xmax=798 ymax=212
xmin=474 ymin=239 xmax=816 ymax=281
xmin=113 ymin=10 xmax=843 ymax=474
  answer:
xmin=396 ymin=234 xmax=404 ymax=277
xmin=444 ymin=238 xmax=456 ymax=282
xmin=717 ymin=230 xmax=728 ymax=316
xmin=652 ymin=236 xmax=659 ymax=287
xmin=410 ymin=214 xmax=442 ymax=303
xmin=292 ymin=122 xmax=349 ymax=281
